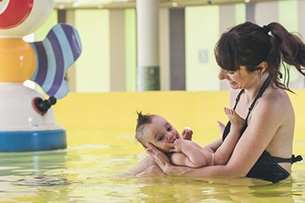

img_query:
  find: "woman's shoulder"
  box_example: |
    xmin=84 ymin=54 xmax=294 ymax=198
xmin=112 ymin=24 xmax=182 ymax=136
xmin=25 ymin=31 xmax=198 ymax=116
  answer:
xmin=257 ymin=87 xmax=292 ymax=115
xmin=263 ymin=86 xmax=290 ymax=104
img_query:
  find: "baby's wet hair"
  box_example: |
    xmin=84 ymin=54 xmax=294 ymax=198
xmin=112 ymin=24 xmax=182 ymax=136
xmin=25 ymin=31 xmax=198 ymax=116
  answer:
xmin=135 ymin=111 xmax=153 ymax=130
xmin=135 ymin=111 xmax=155 ymax=148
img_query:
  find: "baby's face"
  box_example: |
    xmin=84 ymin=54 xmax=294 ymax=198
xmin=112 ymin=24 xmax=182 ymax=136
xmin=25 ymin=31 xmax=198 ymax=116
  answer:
xmin=141 ymin=115 xmax=181 ymax=152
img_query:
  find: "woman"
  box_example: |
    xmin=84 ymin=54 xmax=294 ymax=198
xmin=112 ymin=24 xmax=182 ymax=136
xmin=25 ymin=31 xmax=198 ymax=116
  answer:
xmin=126 ymin=22 xmax=303 ymax=183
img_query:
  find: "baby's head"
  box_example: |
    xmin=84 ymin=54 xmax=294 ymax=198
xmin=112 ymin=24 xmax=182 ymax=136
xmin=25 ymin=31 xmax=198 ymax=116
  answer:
xmin=135 ymin=112 xmax=181 ymax=152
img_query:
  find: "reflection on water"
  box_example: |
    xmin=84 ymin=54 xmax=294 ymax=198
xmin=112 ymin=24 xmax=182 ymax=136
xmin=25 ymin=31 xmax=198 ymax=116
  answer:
xmin=0 ymin=133 xmax=304 ymax=203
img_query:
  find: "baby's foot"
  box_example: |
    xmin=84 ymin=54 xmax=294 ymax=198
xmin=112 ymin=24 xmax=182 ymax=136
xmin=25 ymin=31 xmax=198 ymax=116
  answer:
xmin=224 ymin=107 xmax=244 ymax=130
xmin=217 ymin=121 xmax=225 ymax=134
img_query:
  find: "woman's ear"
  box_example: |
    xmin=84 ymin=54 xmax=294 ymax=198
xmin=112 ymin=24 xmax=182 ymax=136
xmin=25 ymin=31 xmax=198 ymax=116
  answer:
xmin=257 ymin=61 xmax=268 ymax=73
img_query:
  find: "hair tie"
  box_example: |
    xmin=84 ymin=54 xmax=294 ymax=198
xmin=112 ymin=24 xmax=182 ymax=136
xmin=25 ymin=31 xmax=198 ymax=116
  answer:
xmin=262 ymin=25 xmax=271 ymax=35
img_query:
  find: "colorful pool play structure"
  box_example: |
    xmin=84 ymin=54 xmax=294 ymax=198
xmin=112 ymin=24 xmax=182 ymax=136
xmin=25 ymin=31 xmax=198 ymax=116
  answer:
xmin=0 ymin=0 xmax=82 ymax=152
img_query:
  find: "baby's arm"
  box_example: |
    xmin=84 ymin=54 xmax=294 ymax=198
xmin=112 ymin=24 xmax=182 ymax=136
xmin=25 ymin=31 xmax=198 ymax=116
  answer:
xmin=212 ymin=107 xmax=244 ymax=165
xmin=170 ymin=139 xmax=211 ymax=168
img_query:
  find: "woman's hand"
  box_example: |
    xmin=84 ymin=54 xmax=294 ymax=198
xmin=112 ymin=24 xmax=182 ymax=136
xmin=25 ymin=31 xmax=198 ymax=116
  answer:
xmin=147 ymin=142 xmax=172 ymax=174
xmin=147 ymin=142 xmax=193 ymax=176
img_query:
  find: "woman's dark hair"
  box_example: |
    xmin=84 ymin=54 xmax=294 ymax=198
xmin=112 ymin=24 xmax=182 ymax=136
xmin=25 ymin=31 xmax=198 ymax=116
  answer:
xmin=214 ymin=21 xmax=305 ymax=91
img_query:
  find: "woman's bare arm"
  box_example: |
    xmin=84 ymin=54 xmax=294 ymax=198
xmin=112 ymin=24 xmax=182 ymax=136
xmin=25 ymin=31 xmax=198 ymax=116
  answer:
xmin=148 ymin=95 xmax=285 ymax=178
xmin=212 ymin=128 xmax=240 ymax=165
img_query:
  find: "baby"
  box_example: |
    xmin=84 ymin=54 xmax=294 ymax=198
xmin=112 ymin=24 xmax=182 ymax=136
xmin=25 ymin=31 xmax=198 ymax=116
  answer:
xmin=135 ymin=109 xmax=244 ymax=168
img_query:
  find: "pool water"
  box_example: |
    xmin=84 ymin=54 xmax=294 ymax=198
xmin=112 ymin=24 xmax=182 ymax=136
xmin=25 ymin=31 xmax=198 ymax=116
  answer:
xmin=0 ymin=130 xmax=304 ymax=203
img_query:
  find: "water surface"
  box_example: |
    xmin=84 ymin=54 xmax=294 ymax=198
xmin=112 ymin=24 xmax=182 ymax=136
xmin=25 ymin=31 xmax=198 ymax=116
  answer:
xmin=0 ymin=131 xmax=304 ymax=203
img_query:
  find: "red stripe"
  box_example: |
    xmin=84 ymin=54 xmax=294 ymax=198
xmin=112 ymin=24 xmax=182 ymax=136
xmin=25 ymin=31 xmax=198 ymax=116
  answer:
xmin=0 ymin=0 xmax=34 ymax=29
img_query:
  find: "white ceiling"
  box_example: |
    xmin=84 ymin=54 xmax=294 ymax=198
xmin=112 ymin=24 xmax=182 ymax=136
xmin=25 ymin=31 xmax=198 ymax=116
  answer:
xmin=53 ymin=0 xmax=279 ymax=9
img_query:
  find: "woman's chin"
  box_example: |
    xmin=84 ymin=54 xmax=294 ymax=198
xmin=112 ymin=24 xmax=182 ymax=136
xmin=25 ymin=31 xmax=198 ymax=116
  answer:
xmin=229 ymin=83 xmax=239 ymax=89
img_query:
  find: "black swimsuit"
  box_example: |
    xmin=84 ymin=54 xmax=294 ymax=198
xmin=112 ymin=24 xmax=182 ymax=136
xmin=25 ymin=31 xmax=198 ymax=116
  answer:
xmin=222 ymin=76 xmax=303 ymax=183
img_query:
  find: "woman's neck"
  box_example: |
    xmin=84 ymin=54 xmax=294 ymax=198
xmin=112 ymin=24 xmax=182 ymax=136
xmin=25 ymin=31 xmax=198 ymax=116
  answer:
xmin=244 ymin=74 xmax=270 ymax=102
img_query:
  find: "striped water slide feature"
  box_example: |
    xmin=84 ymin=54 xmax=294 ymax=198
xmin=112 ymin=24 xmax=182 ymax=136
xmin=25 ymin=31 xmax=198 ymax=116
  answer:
xmin=30 ymin=23 xmax=82 ymax=99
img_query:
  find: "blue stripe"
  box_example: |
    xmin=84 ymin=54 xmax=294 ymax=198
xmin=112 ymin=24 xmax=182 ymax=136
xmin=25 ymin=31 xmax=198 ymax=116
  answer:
xmin=62 ymin=24 xmax=82 ymax=60
xmin=54 ymin=81 xmax=69 ymax=98
xmin=41 ymin=38 xmax=56 ymax=93
xmin=0 ymin=130 xmax=66 ymax=152
xmin=46 ymin=30 xmax=65 ymax=96
xmin=53 ymin=25 xmax=75 ymax=69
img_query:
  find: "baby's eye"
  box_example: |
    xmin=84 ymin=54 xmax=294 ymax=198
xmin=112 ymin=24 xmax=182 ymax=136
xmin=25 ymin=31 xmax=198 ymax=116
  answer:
xmin=167 ymin=126 xmax=172 ymax=132
xmin=157 ymin=134 xmax=164 ymax=141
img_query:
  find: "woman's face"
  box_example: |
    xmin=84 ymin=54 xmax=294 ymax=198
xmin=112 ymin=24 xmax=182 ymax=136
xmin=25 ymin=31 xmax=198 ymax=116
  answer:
xmin=218 ymin=66 xmax=259 ymax=90
xmin=141 ymin=115 xmax=181 ymax=153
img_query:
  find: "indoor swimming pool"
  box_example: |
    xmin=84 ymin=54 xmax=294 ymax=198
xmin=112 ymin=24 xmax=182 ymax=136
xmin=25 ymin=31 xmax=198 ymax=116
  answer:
xmin=0 ymin=91 xmax=304 ymax=202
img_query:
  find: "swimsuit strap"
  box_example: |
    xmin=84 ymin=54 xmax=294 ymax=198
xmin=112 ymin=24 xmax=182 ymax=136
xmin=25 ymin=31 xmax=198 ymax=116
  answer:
xmin=233 ymin=89 xmax=245 ymax=110
xmin=291 ymin=154 xmax=303 ymax=163
xmin=244 ymin=76 xmax=271 ymax=121
xmin=223 ymin=76 xmax=271 ymax=140
xmin=232 ymin=76 xmax=271 ymax=114
xmin=259 ymin=151 xmax=291 ymax=164
xmin=259 ymin=151 xmax=303 ymax=164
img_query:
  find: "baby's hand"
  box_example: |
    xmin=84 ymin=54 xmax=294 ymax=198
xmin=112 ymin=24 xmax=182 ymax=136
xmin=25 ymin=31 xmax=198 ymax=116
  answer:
xmin=181 ymin=127 xmax=193 ymax=140
xmin=169 ymin=139 xmax=184 ymax=152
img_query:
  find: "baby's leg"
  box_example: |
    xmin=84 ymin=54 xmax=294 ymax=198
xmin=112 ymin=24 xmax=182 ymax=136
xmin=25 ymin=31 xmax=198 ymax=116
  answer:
xmin=224 ymin=107 xmax=244 ymax=130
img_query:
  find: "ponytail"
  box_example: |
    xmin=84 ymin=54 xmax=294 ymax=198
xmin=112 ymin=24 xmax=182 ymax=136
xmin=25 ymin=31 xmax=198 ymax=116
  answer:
xmin=267 ymin=22 xmax=305 ymax=90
